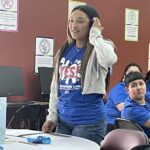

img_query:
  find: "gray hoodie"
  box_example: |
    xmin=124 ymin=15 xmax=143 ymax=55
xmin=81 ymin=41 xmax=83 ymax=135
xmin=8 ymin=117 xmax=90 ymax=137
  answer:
xmin=46 ymin=27 xmax=118 ymax=125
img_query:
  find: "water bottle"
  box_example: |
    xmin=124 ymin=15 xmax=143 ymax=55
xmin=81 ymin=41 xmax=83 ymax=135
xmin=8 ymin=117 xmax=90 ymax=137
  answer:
xmin=0 ymin=97 xmax=7 ymax=144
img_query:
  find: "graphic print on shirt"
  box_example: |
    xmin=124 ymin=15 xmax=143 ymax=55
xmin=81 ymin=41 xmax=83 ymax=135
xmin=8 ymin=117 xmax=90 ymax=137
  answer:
xmin=59 ymin=45 xmax=85 ymax=91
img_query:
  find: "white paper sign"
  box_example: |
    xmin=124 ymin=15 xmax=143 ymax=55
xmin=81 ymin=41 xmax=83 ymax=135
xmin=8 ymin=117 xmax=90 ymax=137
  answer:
xmin=68 ymin=0 xmax=86 ymax=17
xmin=35 ymin=37 xmax=54 ymax=73
xmin=0 ymin=0 xmax=18 ymax=32
xmin=125 ymin=8 xmax=139 ymax=42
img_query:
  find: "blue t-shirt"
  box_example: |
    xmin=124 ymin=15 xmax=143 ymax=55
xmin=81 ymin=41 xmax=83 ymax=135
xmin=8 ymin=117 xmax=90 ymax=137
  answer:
xmin=58 ymin=44 xmax=105 ymax=125
xmin=121 ymin=96 xmax=150 ymax=138
xmin=146 ymin=81 xmax=150 ymax=100
xmin=105 ymin=82 xmax=127 ymax=124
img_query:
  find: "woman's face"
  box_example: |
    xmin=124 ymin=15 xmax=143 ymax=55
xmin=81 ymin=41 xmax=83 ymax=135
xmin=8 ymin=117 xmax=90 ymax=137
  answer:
xmin=68 ymin=10 xmax=90 ymax=42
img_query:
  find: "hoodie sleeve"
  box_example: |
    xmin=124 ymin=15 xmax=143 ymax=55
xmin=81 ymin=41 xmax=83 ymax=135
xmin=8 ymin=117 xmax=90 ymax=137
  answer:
xmin=89 ymin=27 xmax=118 ymax=68
xmin=46 ymin=58 xmax=59 ymax=125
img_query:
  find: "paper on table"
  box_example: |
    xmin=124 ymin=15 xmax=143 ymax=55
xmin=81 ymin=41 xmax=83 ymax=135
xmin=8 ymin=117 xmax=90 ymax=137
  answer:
xmin=6 ymin=129 xmax=43 ymax=137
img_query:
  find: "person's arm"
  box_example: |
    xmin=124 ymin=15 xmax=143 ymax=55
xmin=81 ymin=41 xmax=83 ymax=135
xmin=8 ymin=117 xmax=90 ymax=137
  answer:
xmin=108 ymin=82 xmax=126 ymax=111
xmin=42 ymin=58 xmax=59 ymax=132
xmin=122 ymin=106 xmax=150 ymax=129
xmin=143 ymin=111 xmax=150 ymax=128
xmin=89 ymin=18 xmax=117 ymax=68
xmin=144 ymin=119 xmax=150 ymax=128
xmin=42 ymin=120 xmax=56 ymax=133
xmin=45 ymin=71 xmax=58 ymax=125
xmin=42 ymin=72 xmax=58 ymax=132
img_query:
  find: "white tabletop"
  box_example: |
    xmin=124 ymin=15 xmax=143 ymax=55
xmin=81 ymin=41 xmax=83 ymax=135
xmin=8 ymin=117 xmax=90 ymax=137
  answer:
xmin=2 ymin=129 xmax=100 ymax=150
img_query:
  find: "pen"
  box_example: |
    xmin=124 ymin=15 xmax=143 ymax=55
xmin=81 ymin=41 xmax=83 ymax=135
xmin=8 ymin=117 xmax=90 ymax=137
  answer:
xmin=50 ymin=132 xmax=71 ymax=137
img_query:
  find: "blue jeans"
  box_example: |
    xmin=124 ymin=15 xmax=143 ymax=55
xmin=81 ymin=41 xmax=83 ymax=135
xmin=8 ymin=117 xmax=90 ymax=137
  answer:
xmin=55 ymin=118 xmax=107 ymax=145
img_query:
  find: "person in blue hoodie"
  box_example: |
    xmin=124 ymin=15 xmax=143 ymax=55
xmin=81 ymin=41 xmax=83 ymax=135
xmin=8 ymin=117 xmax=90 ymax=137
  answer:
xmin=105 ymin=63 xmax=142 ymax=133
xmin=121 ymin=71 xmax=150 ymax=138
xmin=145 ymin=70 xmax=150 ymax=100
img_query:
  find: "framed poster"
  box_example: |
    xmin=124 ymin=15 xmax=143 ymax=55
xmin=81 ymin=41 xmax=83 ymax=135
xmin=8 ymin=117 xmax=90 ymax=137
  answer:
xmin=125 ymin=8 xmax=139 ymax=42
xmin=35 ymin=37 xmax=54 ymax=73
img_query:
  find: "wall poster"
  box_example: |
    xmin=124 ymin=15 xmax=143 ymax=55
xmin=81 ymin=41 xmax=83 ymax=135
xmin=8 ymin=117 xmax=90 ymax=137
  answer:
xmin=0 ymin=0 xmax=18 ymax=32
xmin=68 ymin=0 xmax=86 ymax=17
xmin=125 ymin=8 xmax=139 ymax=42
xmin=35 ymin=37 xmax=54 ymax=73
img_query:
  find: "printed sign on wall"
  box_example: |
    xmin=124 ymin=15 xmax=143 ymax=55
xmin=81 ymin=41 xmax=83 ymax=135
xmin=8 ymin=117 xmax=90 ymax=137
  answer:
xmin=0 ymin=0 xmax=18 ymax=32
xmin=125 ymin=8 xmax=139 ymax=42
xmin=68 ymin=0 xmax=86 ymax=17
xmin=35 ymin=37 xmax=54 ymax=73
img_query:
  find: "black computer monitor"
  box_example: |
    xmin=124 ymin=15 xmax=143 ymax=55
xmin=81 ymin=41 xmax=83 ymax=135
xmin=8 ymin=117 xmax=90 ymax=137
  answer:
xmin=38 ymin=67 xmax=53 ymax=101
xmin=0 ymin=66 xmax=24 ymax=96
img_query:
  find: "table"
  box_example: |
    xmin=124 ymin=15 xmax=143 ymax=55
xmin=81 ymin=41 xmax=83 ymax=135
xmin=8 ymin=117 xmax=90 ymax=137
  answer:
xmin=2 ymin=129 xmax=100 ymax=150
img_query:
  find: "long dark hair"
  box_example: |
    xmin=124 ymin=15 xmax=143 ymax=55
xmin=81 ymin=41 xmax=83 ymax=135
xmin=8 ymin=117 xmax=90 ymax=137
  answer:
xmin=120 ymin=63 xmax=143 ymax=82
xmin=58 ymin=5 xmax=100 ymax=85
xmin=57 ymin=5 xmax=115 ymax=86
xmin=145 ymin=70 xmax=150 ymax=82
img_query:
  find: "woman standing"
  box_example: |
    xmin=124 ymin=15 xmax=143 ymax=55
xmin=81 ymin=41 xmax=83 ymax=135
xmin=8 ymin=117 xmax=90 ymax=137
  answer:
xmin=42 ymin=5 xmax=117 ymax=144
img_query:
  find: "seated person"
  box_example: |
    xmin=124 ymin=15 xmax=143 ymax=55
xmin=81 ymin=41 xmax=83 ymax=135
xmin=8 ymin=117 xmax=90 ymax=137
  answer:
xmin=104 ymin=63 xmax=142 ymax=133
xmin=121 ymin=71 xmax=150 ymax=138
xmin=145 ymin=70 xmax=150 ymax=99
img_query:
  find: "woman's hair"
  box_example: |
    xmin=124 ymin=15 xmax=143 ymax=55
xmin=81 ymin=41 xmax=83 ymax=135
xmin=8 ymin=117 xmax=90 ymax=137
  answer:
xmin=105 ymin=67 xmax=111 ymax=93
xmin=145 ymin=70 xmax=150 ymax=82
xmin=58 ymin=5 xmax=101 ymax=85
xmin=120 ymin=63 xmax=143 ymax=82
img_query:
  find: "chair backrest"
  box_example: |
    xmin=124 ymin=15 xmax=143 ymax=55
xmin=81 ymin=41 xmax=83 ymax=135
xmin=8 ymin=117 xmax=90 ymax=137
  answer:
xmin=7 ymin=104 xmax=48 ymax=130
xmin=101 ymin=129 xmax=149 ymax=150
xmin=38 ymin=67 xmax=54 ymax=101
xmin=131 ymin=144 xmax=150 ymax=150
xmin=115 ymin=118 xmax=144 ymax=132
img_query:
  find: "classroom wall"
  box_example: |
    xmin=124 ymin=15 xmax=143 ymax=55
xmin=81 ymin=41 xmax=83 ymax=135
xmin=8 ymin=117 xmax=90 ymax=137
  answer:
xmin=0 ymin=0 xmax=149 ymax=102
xmin=87 ymin=0 xmax=150 ymax=89
xmin=0 ymin=0 xmax=68 ymax=102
